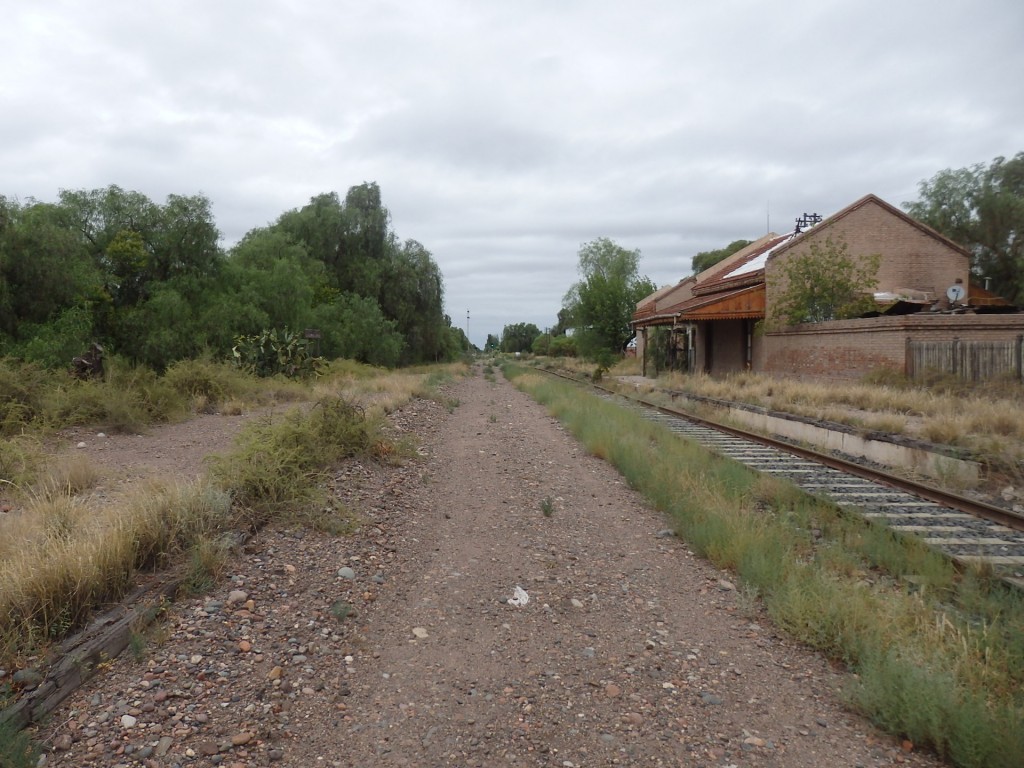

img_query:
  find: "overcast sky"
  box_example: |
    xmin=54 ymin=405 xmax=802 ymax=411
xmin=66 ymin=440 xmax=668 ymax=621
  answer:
xmin=3 ymin=1 xmax=1022 ymax=347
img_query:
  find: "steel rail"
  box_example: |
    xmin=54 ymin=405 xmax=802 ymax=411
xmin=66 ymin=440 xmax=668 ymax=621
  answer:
xmin=635 ymin=393 xmax=1024 ymax=533
xmin=541 ymin=367 xmax=1024 ymax=533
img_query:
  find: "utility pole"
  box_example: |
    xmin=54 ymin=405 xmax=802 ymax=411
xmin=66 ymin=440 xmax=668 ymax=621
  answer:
xmin=466 ymin=310 xmax=470 ymax=346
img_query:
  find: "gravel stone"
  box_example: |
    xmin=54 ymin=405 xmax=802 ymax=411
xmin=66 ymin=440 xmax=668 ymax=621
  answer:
xmin=26 ymin=367 xmax=945 ymax=768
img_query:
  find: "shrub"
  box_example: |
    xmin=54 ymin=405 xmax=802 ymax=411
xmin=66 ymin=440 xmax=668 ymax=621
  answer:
xmin=163 ymin=355 xmax=258 ymax=410
xmin=549 ymin=336 xmax=577 ymax=357
xmin=531 ymin=333 xmax=552 ymax=356
xmin=0 ymin=359 xmax=51 ymax=435
xmin=41 ymin=357 xmax=188 ymax=432
xmin=0 ymin=436 xmax=41 ymax=489
xmin=208 ymin=396 xmax=369 ymax=518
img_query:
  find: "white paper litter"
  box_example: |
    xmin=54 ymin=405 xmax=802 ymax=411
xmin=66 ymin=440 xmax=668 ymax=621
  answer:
xmin=507 ymin=586 xmax=530 ymax=607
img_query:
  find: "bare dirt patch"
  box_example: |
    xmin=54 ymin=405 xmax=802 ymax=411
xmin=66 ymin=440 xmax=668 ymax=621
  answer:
xmin=27 ymin=368 xmax=942 ymax=767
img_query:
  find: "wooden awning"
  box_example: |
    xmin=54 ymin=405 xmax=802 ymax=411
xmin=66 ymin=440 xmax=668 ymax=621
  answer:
xmin=676 ymin=284 xmax=765 ymax=321
xmin=634 ymin=283 xmax=767 ymax=327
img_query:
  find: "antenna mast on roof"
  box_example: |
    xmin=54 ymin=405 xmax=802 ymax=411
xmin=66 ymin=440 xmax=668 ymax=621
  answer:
xmin=794 ymin=212 xmax=822 ymax=233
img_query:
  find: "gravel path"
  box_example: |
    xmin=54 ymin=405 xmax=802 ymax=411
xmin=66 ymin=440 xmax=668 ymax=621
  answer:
xmin=33 ymin=367 xmax=943 ymax=767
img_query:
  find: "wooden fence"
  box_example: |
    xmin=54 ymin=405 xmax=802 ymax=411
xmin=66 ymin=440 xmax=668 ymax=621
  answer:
xmin=907 ymin=336 xmax=1024 ymax=382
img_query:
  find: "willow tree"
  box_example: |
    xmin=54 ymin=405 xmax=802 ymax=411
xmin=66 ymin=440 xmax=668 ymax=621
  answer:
xmin=904 ymin=153 xmax=1024 ymax=303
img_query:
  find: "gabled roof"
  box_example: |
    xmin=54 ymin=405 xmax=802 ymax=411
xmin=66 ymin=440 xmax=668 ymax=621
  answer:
xmin=633 ymin=192 xmax=979 ymax=330
xmin=765 ymin=193 xmax=973 ymax=265
xmin=638 ymin=282 xmax=679 ymax=307
xmin=635 ymin=279 xmax=689 ymax=314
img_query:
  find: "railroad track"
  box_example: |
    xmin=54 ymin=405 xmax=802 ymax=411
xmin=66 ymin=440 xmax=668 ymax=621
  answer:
xmin=538 ymin=368 xmax=1024 ymax=584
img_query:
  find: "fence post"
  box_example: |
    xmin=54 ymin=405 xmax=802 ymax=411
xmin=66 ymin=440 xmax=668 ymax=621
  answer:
xmin=952 ymin=337 xmax=960 ymax=378
xmin=1017 ymin=335 xmax=1024 ymax=383
xmin=905 ymin=337 xmax=913 ymax=379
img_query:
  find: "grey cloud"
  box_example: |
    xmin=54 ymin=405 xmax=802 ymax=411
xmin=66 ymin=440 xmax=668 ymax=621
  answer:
xmin=2 ymin=0 xmax=1022 ymax=347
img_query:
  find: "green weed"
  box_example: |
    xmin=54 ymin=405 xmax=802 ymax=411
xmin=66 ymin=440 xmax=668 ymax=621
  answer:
xmin=506 ymin=363 xmax=1024 ymax=768
xmin=540 ymin=497 xmax=554 ymax=517
xmin=208 ymin=396 xmax=369 ymax=519
xmin=329 ymin=600 xmax=352 ymax=622
xmin=0 ymin=717 xmax=39 ymax=768
xmin=181 ymin=537 xmax=231 ymax=597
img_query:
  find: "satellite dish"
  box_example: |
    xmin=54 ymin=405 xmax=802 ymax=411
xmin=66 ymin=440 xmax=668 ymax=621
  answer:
xmin=946 ymin=283 xmax=966 ymax=302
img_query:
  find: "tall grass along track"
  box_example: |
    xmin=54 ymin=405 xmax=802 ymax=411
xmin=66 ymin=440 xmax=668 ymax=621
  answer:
xmin=547 ymin=366 xmax=1024 ymax=587
xmin=507 ymin=362 xmax=1024 ymax=768
xmin=633 ymin=399 xmax=1024 ymax=582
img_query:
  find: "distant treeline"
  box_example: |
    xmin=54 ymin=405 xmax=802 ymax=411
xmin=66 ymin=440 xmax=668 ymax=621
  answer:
xmin=0 ymin=182 xmax=469 ymax=370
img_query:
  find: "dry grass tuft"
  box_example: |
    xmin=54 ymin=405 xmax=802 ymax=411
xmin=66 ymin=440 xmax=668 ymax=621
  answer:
xmin=0 ymin=435 xmax=43 ymax=490
xmin=613 ymin=367 xmax=1024 ymax=481
xmin=314 ymin=361 xmax=468 ymax=419
xmin=0 ymin=358 xmax=469 ymax=671
xmin=0 ymin=480 xmax=235 ymax=661
xmin=920 ymin=415 xmax=970 ymax=445
xmin=30 ymin=453 xmax=102 ymax=501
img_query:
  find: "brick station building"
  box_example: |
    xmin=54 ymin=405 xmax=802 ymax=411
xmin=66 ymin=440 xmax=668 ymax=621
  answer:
xmin=632 ymin=194 xmax=1024 ymax=382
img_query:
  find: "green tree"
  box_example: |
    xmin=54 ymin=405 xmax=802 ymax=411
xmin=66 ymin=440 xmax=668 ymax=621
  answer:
xmin=0 ymin=180 xmax=456 ymax=370
xmin=691 ymin=239 xmax=752 ymax=274
xmin=119 ymin=282 xmax=200 ymax=369
xmin=226 ymin=228 xmax=323 ymax=332
xmin=338 ymin=182 xmax=391 ymax=297
xmin=440 ymin=322 xmax=471 ymax=359
xmin=275 ymin=192 xmax=347 ymax=280
xmin=152 ymin=193 xmax=222 ymax=282
xmin=500 ymin=322 xmax=541 ymax=353
xmin=54 ymin=186 xmax=225 ymax=362
xmin=904 ymin=153 xmax=1024 ymax=303
xmin=485 ymin=333 xmax=500 ymax=351
xmin=768 ymin=234 xmax=881 ymax=327
xmin=311 ymin=292 xmax=404 ymax=367
xmin=271 ymin=185 xmax=450 ymax=365
xmin=0 ymin=198 xmax=101 ymax=334
xmin=562 ymin=237 xmax=656 ymax=361
xmin=378 ymin=239 xmax=447 ymax=363
xmin=12 ymin=306 xmax=94 ymax=368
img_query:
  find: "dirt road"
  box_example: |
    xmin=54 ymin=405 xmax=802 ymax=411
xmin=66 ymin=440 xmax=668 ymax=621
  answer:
xmin=35 ymin=368 xmax=941 ymax=767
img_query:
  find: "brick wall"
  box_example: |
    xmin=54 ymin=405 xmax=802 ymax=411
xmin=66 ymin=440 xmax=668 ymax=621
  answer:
xmin=764 ymin=314 xmax=1024 ymax=381
xmin=765 ymin=198 xmax=970 ymax=313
